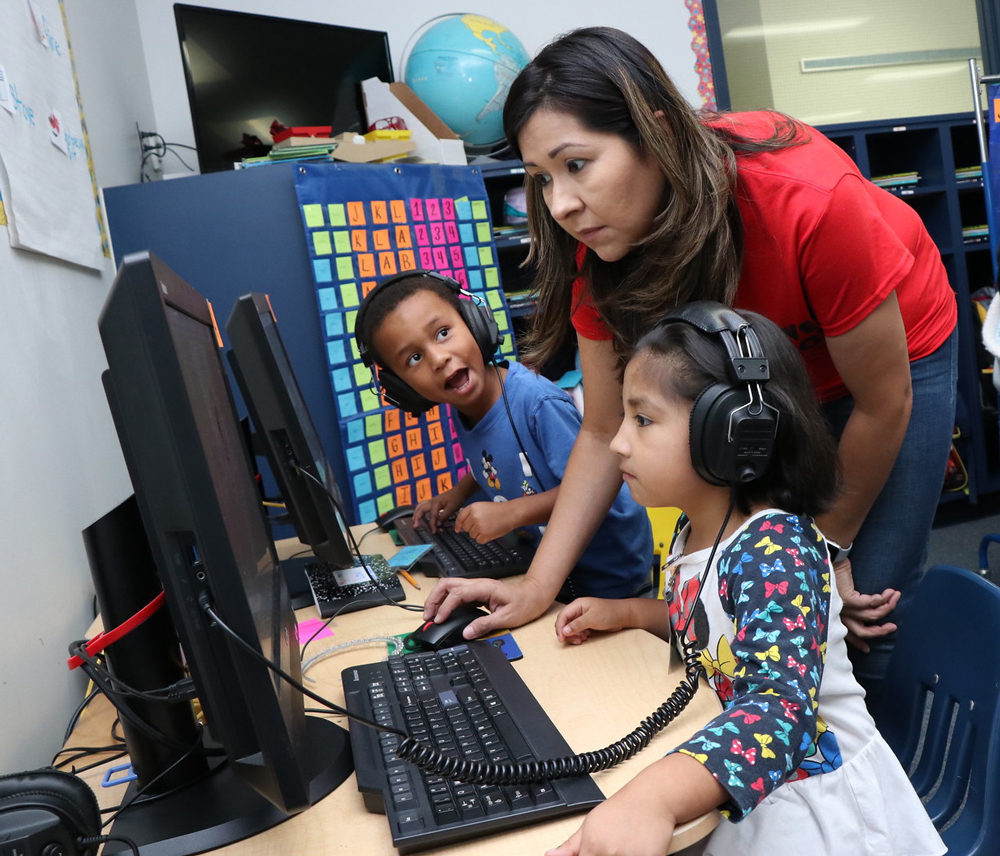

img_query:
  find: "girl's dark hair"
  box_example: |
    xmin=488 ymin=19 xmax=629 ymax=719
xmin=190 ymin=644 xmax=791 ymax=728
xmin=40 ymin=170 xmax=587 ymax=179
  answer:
xmin=632 ymin=309 xmax=839 ymax=516
xmin=355 ymin=274 xmax=461 ymax=367
xmin=502 ymin=26 xmax=805 ymax=369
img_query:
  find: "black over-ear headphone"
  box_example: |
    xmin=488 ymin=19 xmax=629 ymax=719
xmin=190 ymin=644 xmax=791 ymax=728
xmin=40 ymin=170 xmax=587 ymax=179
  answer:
xmin=656 ymin=301 xmax=778 ymax=486
xmin=355 ymin=270 xmax=502 ymax=415
xmin=0 ymin=768 xmax=102 ymax=856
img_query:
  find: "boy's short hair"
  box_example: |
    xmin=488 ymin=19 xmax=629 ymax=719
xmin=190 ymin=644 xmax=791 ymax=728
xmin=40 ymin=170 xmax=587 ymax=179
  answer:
xmin=355 ymin=274 xmax=463 ymax=368
xmin=632 ymin=308 xmax=840 ymax=517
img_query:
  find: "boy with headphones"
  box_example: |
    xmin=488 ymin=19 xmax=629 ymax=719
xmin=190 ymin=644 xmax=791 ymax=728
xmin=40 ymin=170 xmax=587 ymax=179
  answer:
xmin=354 ymin=270 xmax=653 ymax=601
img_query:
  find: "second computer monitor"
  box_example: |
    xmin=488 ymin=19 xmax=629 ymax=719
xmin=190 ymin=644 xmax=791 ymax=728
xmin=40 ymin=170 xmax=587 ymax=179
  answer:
xmin=226 ymin=292 xmax=353 ymax=570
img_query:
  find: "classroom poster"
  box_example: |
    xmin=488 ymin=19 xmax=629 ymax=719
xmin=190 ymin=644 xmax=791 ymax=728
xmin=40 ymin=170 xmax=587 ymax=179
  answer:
xmin=293 ymin=162 xmax=518 ymax=524
xmin=0 ymin=0 xmax=105 ymax=269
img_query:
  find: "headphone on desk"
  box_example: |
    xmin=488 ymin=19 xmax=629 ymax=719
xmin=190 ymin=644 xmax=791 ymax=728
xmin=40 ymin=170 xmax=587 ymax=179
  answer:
xmin=654 ymin=301 xmax=779 ymax=487
xmin=0 ymin=768 xmax=102 ymax=856
xmin=355 ymin=270 xmax=503 ymax=415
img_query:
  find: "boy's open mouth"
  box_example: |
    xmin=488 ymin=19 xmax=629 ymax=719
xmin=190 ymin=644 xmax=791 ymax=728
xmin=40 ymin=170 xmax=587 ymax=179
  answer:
xmin=445 ymin=368 xmax=471 ymax=391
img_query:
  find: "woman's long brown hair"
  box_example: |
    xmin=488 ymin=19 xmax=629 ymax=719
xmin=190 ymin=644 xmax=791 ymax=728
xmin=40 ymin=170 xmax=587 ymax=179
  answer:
xmin=503 ymin=27 xmax=804 ymax=369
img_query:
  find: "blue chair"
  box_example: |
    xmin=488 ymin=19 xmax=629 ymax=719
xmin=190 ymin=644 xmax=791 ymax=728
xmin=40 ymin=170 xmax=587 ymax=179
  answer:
xmin=869 ymin=564 xmax=1000 ymax=856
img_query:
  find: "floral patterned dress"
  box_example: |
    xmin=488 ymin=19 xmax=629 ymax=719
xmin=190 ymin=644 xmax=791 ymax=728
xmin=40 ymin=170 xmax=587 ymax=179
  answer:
xmin=664 ymin=510 xmax=943 ymax=855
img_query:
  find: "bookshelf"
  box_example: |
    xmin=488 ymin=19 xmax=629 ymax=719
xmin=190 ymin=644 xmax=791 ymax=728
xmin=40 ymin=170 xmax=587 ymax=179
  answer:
xmin=477 ymin=158 xmax=579 ymax=382
xmin=819 ymin=112 xmax=998 ymax=504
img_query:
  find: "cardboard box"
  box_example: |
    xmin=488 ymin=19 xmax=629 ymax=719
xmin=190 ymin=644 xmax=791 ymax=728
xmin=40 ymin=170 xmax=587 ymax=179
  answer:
xmin=361 ymin=78 xmax=467 ymax=165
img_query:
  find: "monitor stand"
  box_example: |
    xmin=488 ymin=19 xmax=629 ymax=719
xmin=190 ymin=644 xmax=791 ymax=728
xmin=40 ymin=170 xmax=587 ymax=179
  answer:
xmin=279 ymin=554 xmax=317 ymax=610
xmin=101 ymin=717 xmax=352 ymax=856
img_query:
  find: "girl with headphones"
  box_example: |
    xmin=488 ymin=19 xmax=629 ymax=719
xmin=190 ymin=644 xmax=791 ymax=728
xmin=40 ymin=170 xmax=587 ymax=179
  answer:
xmin=549 ymin=305 xmax=942 ymax=856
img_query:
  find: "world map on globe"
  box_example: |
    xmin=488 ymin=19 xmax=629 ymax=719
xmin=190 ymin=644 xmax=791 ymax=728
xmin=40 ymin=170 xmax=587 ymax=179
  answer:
xmin=404 ymin=14 xmax=531 ymax=149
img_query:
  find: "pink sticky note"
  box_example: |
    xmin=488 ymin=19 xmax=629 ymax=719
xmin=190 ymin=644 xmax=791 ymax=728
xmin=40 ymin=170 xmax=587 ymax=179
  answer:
xmin=297 ymin=618 xmax=334 ymax=644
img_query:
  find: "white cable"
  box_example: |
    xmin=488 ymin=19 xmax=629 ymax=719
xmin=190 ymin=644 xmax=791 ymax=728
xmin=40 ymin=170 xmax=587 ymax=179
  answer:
xmin=301 ymin=634 xmax=406 ymax=679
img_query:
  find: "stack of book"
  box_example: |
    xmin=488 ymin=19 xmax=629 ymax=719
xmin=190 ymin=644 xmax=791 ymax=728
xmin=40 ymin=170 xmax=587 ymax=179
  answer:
xmin=955 ymin=165 xmax=983 ymax=184
xmin=871 ymin=171 xmax=920 ymax=190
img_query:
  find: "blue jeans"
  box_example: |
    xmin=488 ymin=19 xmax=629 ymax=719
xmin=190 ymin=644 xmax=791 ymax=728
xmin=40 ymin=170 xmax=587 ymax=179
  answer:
xmin=822 ymin=326 xmax=958 ymax=693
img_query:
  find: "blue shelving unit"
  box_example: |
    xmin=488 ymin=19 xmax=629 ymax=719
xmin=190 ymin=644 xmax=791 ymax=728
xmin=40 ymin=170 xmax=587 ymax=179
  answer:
xmin=819 ymin=112 xmax=1000 ymax=504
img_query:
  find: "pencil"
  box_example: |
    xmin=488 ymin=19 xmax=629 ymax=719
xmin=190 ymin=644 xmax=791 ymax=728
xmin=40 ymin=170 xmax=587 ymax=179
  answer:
xmin=398 ymin=569 xmax=421 ymax=590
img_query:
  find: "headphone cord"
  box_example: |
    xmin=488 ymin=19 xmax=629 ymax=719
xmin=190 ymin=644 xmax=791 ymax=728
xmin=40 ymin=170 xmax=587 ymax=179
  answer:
xmin=491 ymin=361 xmax=546 ymax=492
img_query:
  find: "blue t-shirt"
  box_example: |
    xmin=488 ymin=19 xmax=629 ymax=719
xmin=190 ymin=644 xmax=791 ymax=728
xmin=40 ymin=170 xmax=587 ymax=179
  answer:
xmin=452 ymin=361 xmax=652 ymax=598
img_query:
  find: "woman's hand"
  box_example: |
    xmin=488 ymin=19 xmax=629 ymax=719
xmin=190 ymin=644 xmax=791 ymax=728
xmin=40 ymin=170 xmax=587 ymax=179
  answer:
xmin=555 ymin=598 xmax=630 ymax=645
xmin=421 ymin=575 xmax=554 ymax=637
xmin=455 ymin=501 xmax=515 ymax=543
xmin=833 ymin=557 xmax=899 ymax=652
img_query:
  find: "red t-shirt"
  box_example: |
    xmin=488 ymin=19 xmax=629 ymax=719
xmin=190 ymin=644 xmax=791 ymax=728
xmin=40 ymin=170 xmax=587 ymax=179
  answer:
xmin=570 ymin=112 xmax=957 ymax=401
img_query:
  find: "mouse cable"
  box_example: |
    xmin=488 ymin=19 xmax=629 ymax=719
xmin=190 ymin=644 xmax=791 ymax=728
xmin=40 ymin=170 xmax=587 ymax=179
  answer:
xmin=491 ymin=360 xmax=546 ymax=492
xmin=206 ymin=588 xmax=700 ymax=785
xmin=200 ymin=597 xmax=405 ymax=738
xmin=202 ymin=495 xmax=735 ymax=787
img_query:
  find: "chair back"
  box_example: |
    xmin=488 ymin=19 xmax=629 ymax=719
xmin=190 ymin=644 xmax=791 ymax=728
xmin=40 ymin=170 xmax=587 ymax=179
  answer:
xmin=870 ymin=564 xmax=1000 ymax=856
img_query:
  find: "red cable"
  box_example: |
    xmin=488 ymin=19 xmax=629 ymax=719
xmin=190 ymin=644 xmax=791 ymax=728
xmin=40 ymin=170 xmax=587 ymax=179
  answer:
xmin=67 ymin=591 xmax=167 ymax=670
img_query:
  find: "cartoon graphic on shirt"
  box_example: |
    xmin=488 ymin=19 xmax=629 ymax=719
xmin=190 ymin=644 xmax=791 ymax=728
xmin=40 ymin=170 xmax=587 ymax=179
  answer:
xmin=521 ymin=480 xmax=536 ymax=497
xmin=481 ymin=450 xmax=500 ymax=489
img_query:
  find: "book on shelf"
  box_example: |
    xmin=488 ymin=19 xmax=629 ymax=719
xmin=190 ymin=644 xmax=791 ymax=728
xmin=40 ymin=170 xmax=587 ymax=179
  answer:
xmin=871 ymin=171 xmax=920 ymax=189
xmin=956 ymin=166 xmax=983 ymax=182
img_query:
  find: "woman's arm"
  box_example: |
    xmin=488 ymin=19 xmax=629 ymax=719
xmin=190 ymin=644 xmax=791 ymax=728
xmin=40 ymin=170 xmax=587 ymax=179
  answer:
xmin=522 ymin=335 xmax=627 ymax=594
xmin=818 ymin=292 xmax=912 ymax=638
xmin=818 ymin=291 xmax=911 ymax=544
xmin=421 ymin=337 xmax=628 ymax=635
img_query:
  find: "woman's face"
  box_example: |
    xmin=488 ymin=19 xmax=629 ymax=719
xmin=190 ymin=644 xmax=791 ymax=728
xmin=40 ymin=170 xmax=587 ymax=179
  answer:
xmin=518 ymin=108 xmax=667 ymax=263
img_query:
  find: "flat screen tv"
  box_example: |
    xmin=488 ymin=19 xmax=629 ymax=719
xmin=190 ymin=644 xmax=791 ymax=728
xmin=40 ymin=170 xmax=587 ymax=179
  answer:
xmin=96 ymin=250 xmax=353 ymax=855
xmin=174 ymin=4 xmax=394 ymax=172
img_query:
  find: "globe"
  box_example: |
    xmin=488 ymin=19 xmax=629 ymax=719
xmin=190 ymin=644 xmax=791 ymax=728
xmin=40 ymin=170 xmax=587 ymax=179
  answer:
xmin=404 ymin=14 xmax=531 ymax=150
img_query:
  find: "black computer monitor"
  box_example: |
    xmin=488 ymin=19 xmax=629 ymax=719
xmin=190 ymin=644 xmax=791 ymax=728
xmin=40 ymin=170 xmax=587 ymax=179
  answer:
xmin=174 ymin=5 xmax=394 ymax=172
xmin=225 ymin=292 xmax=353 ymax=572
xmin=96 ymin=251 xmax=353 ymax=855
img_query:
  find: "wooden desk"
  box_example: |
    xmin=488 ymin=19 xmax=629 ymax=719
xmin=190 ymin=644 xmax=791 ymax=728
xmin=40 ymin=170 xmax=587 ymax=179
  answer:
xmin=68 ymin=528 xmax=719 ymax=855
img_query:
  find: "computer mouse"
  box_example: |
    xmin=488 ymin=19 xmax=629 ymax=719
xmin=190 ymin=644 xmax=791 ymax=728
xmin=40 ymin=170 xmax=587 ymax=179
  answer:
xmin=375 ymin=504 xmax=415 ymax=531
xmin=405 ymin=605 xmax=491 ymax=652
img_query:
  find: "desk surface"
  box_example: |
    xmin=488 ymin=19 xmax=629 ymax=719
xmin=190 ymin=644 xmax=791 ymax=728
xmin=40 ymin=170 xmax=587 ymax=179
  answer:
xmin=69 ymin=529 xmax=719 ymax=855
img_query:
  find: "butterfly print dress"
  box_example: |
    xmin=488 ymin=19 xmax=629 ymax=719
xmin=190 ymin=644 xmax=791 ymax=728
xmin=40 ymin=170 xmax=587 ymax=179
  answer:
xmin=663 ymin=510 xmax=943 ymax=855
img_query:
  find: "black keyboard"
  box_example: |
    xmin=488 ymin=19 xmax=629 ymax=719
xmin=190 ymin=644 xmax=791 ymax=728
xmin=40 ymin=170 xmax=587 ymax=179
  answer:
xmin=342 ymin=641 xmax=604 ymax=853
xmin=393 ymin=515 xmax=534 ymax=579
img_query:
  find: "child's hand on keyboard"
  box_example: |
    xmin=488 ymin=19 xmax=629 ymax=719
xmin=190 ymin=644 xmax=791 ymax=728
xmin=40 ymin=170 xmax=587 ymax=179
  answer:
xmin=413 ymin=491 xmax=464 ymax=533
xmin=455 ymin=501 xmax=516 ymax=544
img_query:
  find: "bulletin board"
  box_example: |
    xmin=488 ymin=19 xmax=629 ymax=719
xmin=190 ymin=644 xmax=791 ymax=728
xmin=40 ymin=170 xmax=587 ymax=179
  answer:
xmin=292 ymin=162 xmax=518 ymax=524
xmin=0 ymin=0 xmax=105 ymax=269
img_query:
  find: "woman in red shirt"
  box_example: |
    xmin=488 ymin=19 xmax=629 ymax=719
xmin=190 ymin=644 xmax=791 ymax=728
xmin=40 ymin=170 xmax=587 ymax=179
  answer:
xmin=422 ymin=27 xmax=958 ymax=701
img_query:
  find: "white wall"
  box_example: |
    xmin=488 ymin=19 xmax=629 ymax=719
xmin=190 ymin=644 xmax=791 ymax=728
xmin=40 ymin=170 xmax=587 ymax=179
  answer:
xmin=0 ymin=0 xmax=703 ymax=772
xmin=0 ymin=0 xmax=155 ymax=772
xmin=134 ymin=1 xmax=704 ymax=170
